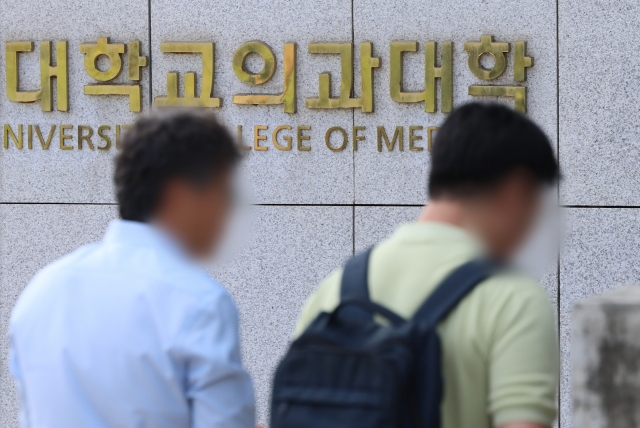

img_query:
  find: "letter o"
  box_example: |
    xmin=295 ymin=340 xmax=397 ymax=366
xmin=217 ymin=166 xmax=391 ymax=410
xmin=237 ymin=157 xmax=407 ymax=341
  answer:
xmin=232 ymin=41 xmax=276 ymax=85
xmin=325 ymin=126 xmax=348 ymax=152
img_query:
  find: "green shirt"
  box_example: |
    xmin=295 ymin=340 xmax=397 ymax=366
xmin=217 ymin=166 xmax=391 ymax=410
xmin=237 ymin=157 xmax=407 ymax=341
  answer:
xmin=294 ymin=222 xmax=559 ymax=428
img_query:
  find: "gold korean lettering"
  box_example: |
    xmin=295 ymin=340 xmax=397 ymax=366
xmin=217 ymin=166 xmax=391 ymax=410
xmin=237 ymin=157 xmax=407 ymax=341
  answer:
xmin=81 ymin=38 xmax=124 ymax=81
xmin=41 ymin=42 xmax=68 ymax=112
xmin=464 ymin=36 xmax=532 ymax=113
xmin=6 ymin=43 xmax=39 ymax=103
xmin=468 ymin=86 xmax=527 ymax=113
xmin=155 ymin=42 xmax=220 ymax=108
xmin=464 ymin=35 xmax=509 ymax=80
xmin=128 ymin=41 xmax=147 ymax=81
xmin=5 ymin=41 xmax=68 ymax=111
xmin=81 ymin=38 xmax=147 ymax=112
xmin=306 ymin=43 xmax=380 ymax=112
xmin=233 ymin=42 xmax=296 ymax=113
xmin=514 ymin=41 xmax=533 ymax=82
xmin=390 ymin=41 xmax=453 ymax=113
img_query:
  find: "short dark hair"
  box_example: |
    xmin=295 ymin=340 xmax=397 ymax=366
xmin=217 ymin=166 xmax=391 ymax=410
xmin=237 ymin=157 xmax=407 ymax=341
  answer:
xmin=115 ymin=109 xmax=241 ymax=222
xmin=428 ymin=102 xmax=559 ymax=199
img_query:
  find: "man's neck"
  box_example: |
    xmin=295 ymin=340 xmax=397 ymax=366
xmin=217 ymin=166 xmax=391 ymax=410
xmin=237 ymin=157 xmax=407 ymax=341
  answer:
xmin=151 ymin=217 xmax=197 ymax=259
xmin=418 ymin=198 xmax=509 ymax=260
xmin=418 ymin=199 xmax=470 ymax=229
xmin=418 ymin=199 xmax=494 ymax=248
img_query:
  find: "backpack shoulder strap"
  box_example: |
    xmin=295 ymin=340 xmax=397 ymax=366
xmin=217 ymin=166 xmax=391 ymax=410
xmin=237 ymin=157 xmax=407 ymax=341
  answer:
xmin=413 ymin=259 xmax=499 ymax=327
xmin=340 ymin=247 xmax=373 ymax=302
xmin=338 ymin=247 xmax=406 ymax=326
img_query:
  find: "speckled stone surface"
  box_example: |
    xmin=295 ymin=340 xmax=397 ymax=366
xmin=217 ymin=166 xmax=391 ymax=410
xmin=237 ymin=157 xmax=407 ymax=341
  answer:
xmin=209 ymin=205 xmax=353 ymax=424
xmin=559 ymin=208 xmax=640 ymax=428
xmin=353 ymin=0 xmax=558 ymax=204
xmin=0 ymin=0 xmax=149 ymax=203
xmin=354 ymin=205 xmax=422 ymax=251
xmin=0 ymin=204 xmax=118 ymax=428
xmin=150 ymin=0 xmax=355 ymax=204
xmin=559 ymin=0 xmax=640 ymax=206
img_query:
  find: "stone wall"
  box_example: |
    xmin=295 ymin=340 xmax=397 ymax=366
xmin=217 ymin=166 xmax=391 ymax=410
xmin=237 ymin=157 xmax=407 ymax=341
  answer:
xmin=1 ymin=0 xmax=639 ymax=425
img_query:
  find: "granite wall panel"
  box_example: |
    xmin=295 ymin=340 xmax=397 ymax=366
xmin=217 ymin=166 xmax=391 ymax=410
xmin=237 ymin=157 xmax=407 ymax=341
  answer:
xmin=211 ymin=205 xmax=353 ymax=424
xmin=150 ymin=0 xmax=355 ymax=204
xmin=2 ymin=0 xmax=640 ymax=426
xmin=559 ymin=0 xmax=640 ymax=206
xmin=0 ymin=0 xmax=150 ymax=203
xmin=354 ymin=205 xmax=422 ymax=252
xmin=352 ymin=0 xmax=557 ymax=204
xmin=0 ymin=204 xmax=118 ymax=427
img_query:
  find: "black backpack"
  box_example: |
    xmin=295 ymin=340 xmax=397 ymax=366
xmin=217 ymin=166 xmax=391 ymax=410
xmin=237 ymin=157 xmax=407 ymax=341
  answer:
xmin=270 ymin=248 xmax=498 ymax=428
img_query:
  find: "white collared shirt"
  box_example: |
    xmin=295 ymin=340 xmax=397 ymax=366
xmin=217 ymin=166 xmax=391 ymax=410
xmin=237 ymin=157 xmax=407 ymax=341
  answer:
xmin=9 ymin=220 xmax=255 ymax=428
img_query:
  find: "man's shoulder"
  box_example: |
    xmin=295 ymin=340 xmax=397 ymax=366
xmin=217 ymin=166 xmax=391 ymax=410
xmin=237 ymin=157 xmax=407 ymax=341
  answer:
xmin=467 ymin=269 xmax=555 ymax=330
xmin=11 ymin=242 xmax=101 ymax=323
xmin=25 ymin=240 xmax=232 ymax=312
xmin=477 ymin=269 xmax=551 ymax=302
xmin=170 ymin=266 xmax=234 ymax=310
xmin=25 ymin=242 xmax=102 ymax=292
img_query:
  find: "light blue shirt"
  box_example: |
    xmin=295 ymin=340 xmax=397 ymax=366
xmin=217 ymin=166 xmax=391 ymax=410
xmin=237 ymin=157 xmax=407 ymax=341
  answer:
xmin=9 ymin=220 xmax=255 ymax=428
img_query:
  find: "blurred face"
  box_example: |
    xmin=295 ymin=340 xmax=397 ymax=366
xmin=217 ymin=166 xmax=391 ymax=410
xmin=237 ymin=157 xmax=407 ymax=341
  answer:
xmin=480 ymin=171 xmax=544 ymax=260
xmin=156 ymin=168 xmax=235 ymax=258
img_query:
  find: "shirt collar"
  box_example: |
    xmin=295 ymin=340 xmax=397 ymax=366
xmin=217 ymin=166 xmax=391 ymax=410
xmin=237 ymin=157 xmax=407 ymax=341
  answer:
xmin=103 ymin=219 xmax=189 ymax=260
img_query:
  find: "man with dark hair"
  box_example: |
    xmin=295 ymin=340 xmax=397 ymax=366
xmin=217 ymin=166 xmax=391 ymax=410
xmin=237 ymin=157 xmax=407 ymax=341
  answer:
xmin=294 ymin=103 xmax=560 ymax=428
xmin=9 ymin=110 xmax=255 ymax=427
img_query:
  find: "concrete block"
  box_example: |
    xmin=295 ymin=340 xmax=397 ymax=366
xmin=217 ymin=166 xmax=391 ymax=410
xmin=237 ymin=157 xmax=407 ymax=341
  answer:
xmin=573 ymin=287 xmax=640 ymax=428
xmin=560 ymin=208 xmax=640 ymax=427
